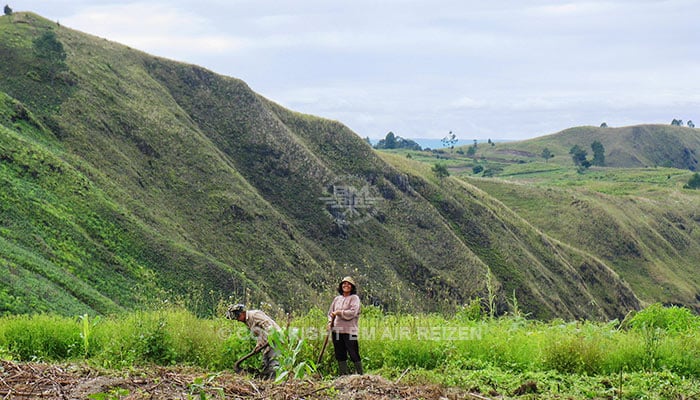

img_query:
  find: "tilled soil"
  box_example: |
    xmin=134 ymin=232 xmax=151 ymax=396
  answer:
xmin=0 ymin=360 xmax=482 ymax=399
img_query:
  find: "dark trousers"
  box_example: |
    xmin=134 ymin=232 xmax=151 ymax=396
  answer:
xmin=332 ymin=332 xmax=360 ymax=362
xmin=262 ymin=346 xmax=279 ymax=379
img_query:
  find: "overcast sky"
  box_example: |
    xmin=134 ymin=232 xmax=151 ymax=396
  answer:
xmin=12 ymin=1 xmax=700 ymax=141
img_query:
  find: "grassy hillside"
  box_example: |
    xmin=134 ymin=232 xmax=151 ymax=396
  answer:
xmin=464 ymin=170 xmax=700 ymax=311
xmin=384 ymin=125 xmax=700 ymax=311
xmin=0 ymin=91 xmax=253 ymax=315
xmin=3 ymin=11 xmax=692 ymax=320
xmin=377 ymin=153 xmax=641 ymax=318
xmin=467 ymin=127 xmax=700 ymax=310
xmin=465 ymin=124 xmax=700 ymax=171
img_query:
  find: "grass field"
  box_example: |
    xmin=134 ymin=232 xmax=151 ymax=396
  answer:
xmin=1 ymin=303 xmax=699 ymax=398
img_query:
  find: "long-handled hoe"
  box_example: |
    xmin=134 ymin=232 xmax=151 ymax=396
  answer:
xmin=234 ymin=344 xmax=267 ymax=374
xmin=317 ymin=315 xmax=336 ymax=365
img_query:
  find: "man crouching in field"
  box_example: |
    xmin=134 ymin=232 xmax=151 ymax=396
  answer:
xmin=226 ymin=304 xmax=281 ymax=379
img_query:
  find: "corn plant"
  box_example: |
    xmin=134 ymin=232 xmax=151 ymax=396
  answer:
xmin=268 ymin=327 xmax=316 ymax=383
xmin=78 ymin=313 xmax=100 ymax=358
xmin=188 ymin=373 xmax=224 ymax=399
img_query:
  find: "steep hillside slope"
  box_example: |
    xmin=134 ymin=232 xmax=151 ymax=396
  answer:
xmin=0 ymin=92 xmax=251 ymax=315
xmin=0 ymin=12 xmax=641 ymax=319
xmin=467 ymin=177 xmax=700 ymax=312
xmin=377 ymin=153 xmax=640 ymax=318
xmin=449 ymin=123 xmax=700 ymax=310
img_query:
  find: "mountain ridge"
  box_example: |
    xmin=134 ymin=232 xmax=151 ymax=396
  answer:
xmin=484 ymin=124 xmax=700 ymax=170
xmin=3 ymin=11 xmax=697 ymax=319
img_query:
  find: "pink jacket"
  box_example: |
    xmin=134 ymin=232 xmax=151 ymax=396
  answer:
xmin=328 ymin=294 xmax=361 ymax=334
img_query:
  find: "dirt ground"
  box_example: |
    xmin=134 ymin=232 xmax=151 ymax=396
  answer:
xmin=0 ymin=360 xmax=484 ymax=399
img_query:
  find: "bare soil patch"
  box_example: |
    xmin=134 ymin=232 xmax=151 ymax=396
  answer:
xmin=0 ymin=361 xmax=479 ymax=399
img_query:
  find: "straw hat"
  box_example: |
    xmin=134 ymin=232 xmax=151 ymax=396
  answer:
xmin=341 ymin=276 xmax=356 ymax=287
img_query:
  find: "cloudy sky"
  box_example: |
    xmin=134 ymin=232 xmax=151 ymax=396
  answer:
xmin=12 ymin=1 xmax=700 ymax=141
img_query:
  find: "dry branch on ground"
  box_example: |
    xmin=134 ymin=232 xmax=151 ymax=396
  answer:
xmin=0 ymin=361 xmax=478 ymax=399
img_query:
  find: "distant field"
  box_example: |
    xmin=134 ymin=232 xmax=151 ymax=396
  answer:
xmin=378 ymin=145 xmax=697 ymax=195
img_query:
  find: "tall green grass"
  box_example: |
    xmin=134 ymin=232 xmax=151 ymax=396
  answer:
xmin=1 ymin=303 xmax=699 ymax=396
xmin=0 ymin=307 xmax=251 ymax=369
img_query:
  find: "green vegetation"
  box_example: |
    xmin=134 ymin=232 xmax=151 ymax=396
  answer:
xmin=269 ymin=326 xmax=317 ymax=382
xmin=591 ymin=140 xmax=605 ymax=166
xmin=2 ymin=9 xmax=700 ymax=398
xmin=0 ymin=11 xmax=643 ymax=320
xmin=541 ymin=147 xmax=553 ymax=162
xmin=32 ymin=29 xmax=67 ymax=83
xmin=373 ymin=131 xmax=422 ymax=150
xmin=432 ymin=162 xmax=449 ymax=178
xmin=376 ymin=124 xmax=700 ymax=314
xmin=484 ymin=124 xmax=700 ymax=170
xmin=1 ymin=11 xmax=700 ymax=327
xmin=685 ymin=172 xmax=700 ymax=189
xmin=567 ymin=141 xmax=605 ymax=171
xmin=1 ymin=304 xmax=700 ymax=397
xmin=569 ymin=144 xmax=592 ymax=170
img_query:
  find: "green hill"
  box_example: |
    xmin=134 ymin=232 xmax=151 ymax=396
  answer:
xmin=467 ymin=174 xmax=700 ymax=311
xmin=470 ymin=124 xmax=700 ymax=170
xmin=3 ymin=11 xmax=697 ymax=320
xmin=411 ymin=125 xmax=700 ymax=312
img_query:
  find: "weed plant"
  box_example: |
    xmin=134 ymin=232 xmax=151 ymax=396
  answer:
xmin=0 ymin=313 xmax=81 ymax=360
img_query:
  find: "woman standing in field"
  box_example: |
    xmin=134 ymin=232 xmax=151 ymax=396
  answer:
xmin=328 ymin=276 xmax=362 ymax=375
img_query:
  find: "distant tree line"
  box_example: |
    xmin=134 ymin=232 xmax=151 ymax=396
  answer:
xmin=671 ymin=119 xmax=695 ymax=128
xmin=374 ymin=131 xmax=422 ymax=150
xmin=569 ymin=140 xmax=605 ymax=171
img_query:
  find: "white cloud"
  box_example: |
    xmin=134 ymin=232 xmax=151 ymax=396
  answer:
xmin=449 ymin=97 xmax=491 ymax=110
xmin=528 ymin=2 xmax=614 ymax=17
xmin=61 ymin=2 xmax=245 ymax=56
xmin=15 ymin=0 xmax=700 ymax=140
